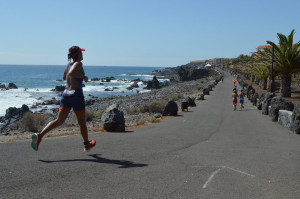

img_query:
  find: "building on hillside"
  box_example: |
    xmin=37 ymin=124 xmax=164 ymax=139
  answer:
xmin=190 ymin=58 xmax=225 ymax=67
xmin=210 ymin=58 xmax=225 ymax=66
xmin=190 ymin=60 xmax=207 ymax=66
xmin=251 ymin=44 xmax=280 ymax=56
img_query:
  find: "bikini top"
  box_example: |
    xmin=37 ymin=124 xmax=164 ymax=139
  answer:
xmin=67 ymin=62 xmax=85 ymax=88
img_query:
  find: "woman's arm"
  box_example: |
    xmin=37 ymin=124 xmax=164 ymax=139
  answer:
xmin=68 ymin=62 xmax=84 ymax=78
xmin=63 ymin=65 xmax=68 ymax=80
xmin=67 ymin=62 xmax=88 ymax=82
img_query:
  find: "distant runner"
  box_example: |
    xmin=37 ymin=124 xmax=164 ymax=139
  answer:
xmin=233 ymin=79 xmax=236 ymax=85
xmin=232 ymin=88 xmax=238 ymax=111
xmin=239 ymin=89 xmax=245 ymax=110
xmin=31 ymin=46 xmax=96 ymax=152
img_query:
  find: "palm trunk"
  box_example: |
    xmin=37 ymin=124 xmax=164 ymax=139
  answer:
xmin=259 ymin=79 xmax=262 ymax=88
xmin=280 ymin=74 xmax=292 ymax=97
xmin=262 ymin=78 xmax=267 ymax=90
xmin=266 ymin=76 xmax=271 ymax=90
xmin=255 ymin=76 xmax=259 ymax=85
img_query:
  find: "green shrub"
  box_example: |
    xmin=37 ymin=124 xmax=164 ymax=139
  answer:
xmin=197 ymin=86 xmax=203 ymax=91
xmin=125 ymin=106 xmax=139 ymax=115
xmin=138 ymin=100 xmax=166 ymax=113
xmin=94 ymin=110 xmax=104 ymax=118
xmin=86 ymin=110 xmax=104 ymax=122
xmin=20 ymin=112 xmax=47 ymax=132
xmin=138 ymin=105 xmax=149 ymax=113
xmin=149 ymin=101 xmax=165 ymax=113
xmin=86 ymin=110 xmax=95 ymax=122
xmin=163 ymin=93 xmax=183 ymax=101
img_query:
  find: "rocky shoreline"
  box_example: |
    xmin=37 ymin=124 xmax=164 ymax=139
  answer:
xmin=0 ymin=63 xmax=222 ymax=142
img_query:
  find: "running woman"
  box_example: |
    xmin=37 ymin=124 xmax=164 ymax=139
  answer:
xmin=232 ymin=89 xmax=238 ymax=111
xmin=239 ymin=89 xmax=245 ymax=110
xmin=31 ymin=46 xmax=96 ymax=152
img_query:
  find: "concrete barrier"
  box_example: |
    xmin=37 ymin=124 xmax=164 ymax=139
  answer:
xmin=278 ymin=110 xmax=293 ymax=129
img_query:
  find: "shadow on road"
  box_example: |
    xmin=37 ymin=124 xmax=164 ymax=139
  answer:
xmin=39 ymin=154 xmax=148 ymax=168
xmin=107 ymin=131 xmax=135 ymax=134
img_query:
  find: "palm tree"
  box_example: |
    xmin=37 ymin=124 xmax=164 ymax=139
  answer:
xmin=254 ymin=46 xmax=279 ymax=90
xmin=252 ymin=64 xmax=269 ymax=89
xmin=267 ymin=29 xmax=300 ymax=97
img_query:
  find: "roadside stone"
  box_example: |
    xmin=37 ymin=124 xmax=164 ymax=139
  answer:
xmin=203 ymin=88 xmax=209 ymax=95
xmin=252 ymin=93 xmax=259 ymax=106
xmin=269 ymin=97 xmax=294 ymax=122
xmin=187 ymin=97 xmax=196 ymax=107
xmin=197 ymin=94 xmax=204 ymax=100
xmin=278 ymin=110 xmax=293 ymax=129
xmin=291 ymin=105 xmax=300 ymax=134
xmin=262 ymin=92 xmax=275 ymax=115
xmin=246 ymin=85 xmax=253 ymax=98
xmin=101 ymin=104 xmax=125 ymax=132
xmin=257 ymin=98 xmax=262 ymax=110
xmin=162 ymin=100 xmax=178 ymax=116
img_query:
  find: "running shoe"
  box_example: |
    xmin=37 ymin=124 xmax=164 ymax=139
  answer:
xmin=31 ymin=133 xmax=42 ymax=151
xmin=84 ymin=140 xmax=96 ymax=152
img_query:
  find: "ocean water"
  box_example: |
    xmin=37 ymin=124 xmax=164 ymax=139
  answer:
xmin=0 ymin=64 xmax=167 ymax=116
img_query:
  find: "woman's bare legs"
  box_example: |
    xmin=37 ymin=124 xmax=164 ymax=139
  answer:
xmin=75 ymin=112 xmax=88 ymax=142
xmin=39 ymin=110 xmax=69 ymax=138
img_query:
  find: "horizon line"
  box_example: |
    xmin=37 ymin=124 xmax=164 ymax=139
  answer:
xmin=0 ymin=64 xmax=165 ymax=68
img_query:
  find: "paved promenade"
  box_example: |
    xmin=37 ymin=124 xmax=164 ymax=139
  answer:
xmin=1 ymin=72 xmax=299 ymax=199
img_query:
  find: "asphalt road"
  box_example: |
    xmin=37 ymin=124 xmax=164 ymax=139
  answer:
xmin=1 ymin=72 xmax=300 ymax=199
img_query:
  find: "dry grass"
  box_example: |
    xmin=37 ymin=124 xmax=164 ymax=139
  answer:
xmin=19 ymin=112 xmax=47 ymax=132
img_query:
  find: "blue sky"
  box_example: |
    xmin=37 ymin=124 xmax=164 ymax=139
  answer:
xmin=0 ymin=0 xmax=299 ymax=67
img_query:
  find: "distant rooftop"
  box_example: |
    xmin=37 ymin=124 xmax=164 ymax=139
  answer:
xmin=257 ymin=44 xmax=280 ymax=49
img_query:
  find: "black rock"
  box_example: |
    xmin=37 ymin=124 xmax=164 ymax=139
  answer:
xmin=52 ymin=85 xmax=65 ymax=92
xmin=162 ymin=100 xmax=178 ymax=116
xmin=262 ymin=92 xmax=275 ymax=115
xmin=269 ymin=97 xmax=294 ymax=122
xmin=187 ymin=97 xmax=196 ymax=107
xmin=145 ymin=76 xmax=160 ymax=89
xmin=7 ymin=83 xmax=18 ymax=89
xmin=203 ymin=88 xmax=209 ymax=95
xmin=101 ymin=104 xmax=125 ymax=132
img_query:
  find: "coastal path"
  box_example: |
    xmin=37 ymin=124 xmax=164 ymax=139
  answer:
xmin=1 ymin=71 xmax=299 ymax=199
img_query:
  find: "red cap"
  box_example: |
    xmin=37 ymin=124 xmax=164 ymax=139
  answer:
xmin=72 ymin=48 xmax=85 ymax=58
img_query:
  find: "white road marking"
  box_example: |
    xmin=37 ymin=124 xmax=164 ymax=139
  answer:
xmin=222 ymin=166 xmax=255 ymax=178
xmin=196 ymin=165 xmax=255 ymax=189
xmin=202 ymin=168 xmax=222 ymax=189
